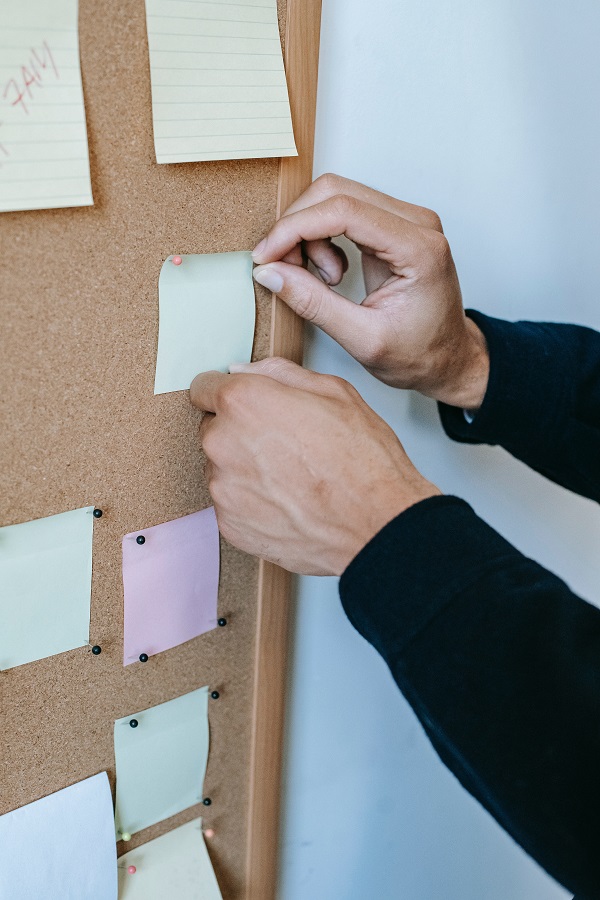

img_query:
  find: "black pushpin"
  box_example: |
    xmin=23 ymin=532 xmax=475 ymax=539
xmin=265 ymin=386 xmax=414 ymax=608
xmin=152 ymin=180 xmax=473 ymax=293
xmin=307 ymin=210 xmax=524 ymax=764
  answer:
xmin=217 ymin=618 xmax=227 ymax=627
xmin=136 ymin=535 xmax=145 ymax=545
xmin=203 ymin=798 xmax=212 ymax=807
xmin=129 ymin=719 xmax=139 ymax=728
xmin=93 ymin=508 xmax=103 ymax=518
xmin=139 ymin=653 xmax=149 ymax=663
xmin=210 ymin=691 xmax=220 ymax=700
xmin=91 ymin=645 xmax=102 ymax=655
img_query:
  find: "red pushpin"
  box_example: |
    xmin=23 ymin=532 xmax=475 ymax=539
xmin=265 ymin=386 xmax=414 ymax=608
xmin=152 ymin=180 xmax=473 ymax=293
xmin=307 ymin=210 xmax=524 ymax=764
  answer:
xmin=172 ymin=255 xmax=183 ymax=266
xmin=204 ymin=828 xmax=215 ymax=839
xmin=127 ymin=866 xmax=137 ymax=875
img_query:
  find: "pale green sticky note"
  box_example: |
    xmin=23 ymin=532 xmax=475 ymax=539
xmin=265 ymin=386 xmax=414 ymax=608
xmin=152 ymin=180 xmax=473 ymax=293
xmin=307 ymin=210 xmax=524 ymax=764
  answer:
xmin=114 ymin=687 xmax=209 ymax=837
xmin=0 ymin=506 xmax=93 ymax=670
xmin=118 ymin=818 xmax=222 ymax=899
xmin=0 ymin=0 xmax=93 ymax=213
xmin=154 ymin=251 xmax=256 ymax=395
xmin=144 ymin=0 xmax=297 ymax=164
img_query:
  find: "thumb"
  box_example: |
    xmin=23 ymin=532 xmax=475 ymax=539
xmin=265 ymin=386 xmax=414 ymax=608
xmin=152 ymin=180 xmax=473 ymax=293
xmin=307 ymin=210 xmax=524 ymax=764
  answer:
xmin=230 ymin=357 xmax=343 ymax=396
xmin=253 ymin=261 xmax=369 ymax=358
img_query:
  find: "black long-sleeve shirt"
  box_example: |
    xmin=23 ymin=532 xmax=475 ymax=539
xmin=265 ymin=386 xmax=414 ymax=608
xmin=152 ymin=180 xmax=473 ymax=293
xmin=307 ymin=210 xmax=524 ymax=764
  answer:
xmin=339 ymin=310 xmax=600 ymax=899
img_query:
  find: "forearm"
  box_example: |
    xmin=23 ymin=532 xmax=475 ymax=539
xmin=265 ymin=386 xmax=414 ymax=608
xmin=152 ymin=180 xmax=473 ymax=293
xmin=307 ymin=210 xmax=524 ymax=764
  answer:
xmin=339 ymin=496 xmax=600 ymax=897
xmin=439 ymin=311 xmax=600 ymax=502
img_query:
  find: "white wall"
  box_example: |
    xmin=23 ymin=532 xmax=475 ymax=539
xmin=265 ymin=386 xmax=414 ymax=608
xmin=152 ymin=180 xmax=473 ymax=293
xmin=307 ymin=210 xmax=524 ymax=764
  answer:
xmin=279 ymin=2 xmax=600 ymax=899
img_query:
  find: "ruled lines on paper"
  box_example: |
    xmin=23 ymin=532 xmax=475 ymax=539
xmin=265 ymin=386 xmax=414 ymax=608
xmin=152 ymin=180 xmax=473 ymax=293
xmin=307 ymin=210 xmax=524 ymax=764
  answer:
xmin=0 ymin=0 xmax=92 ymax=213
xmin=144 ymin=0 xmax=297 ymax=164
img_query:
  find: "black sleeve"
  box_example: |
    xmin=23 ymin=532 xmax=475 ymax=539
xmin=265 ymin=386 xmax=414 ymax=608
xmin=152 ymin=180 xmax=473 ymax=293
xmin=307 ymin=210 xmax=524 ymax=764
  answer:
xmin=339 ymin=496 xmax=600 ymax=898
xmin=438 ymin=311 xmax=600 ymax=503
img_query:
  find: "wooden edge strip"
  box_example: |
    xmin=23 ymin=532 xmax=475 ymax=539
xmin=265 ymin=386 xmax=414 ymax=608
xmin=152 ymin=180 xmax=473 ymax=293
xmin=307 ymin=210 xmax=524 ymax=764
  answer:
xmin=245 ymin=1 xmax=323 ymax=898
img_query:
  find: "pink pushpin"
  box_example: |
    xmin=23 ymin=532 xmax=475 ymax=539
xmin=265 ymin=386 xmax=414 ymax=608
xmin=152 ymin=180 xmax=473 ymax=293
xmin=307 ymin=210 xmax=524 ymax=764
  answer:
xmin=172 ymin=255 xmax=183 ymax=266
xmin=204 ymin=828 xmax=215 ymax=839
xmin=127 ymin=865 xmax=137 ymax=875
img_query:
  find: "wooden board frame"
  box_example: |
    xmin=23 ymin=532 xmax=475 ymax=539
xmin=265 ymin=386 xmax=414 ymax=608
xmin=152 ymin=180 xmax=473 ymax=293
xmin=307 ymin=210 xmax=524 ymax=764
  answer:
xmin=246 ymin=1 xmax=322 ymax=897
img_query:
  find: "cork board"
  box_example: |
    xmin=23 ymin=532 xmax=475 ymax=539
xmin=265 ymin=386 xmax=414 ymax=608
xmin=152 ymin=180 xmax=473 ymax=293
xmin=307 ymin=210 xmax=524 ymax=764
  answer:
xmin=0 ymin=1 xmax=321 ymax=898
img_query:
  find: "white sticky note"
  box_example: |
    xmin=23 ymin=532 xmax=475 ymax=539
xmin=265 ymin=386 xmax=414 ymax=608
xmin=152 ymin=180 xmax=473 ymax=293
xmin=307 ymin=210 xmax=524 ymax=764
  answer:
xmin=118 ymin=819 xmax=222 ymax=899
xmin=154 ymin=251 xmax=255 ymax=395
xmin=114 ymin=687 xmax=210 ymax=837
xmin=144 ymin=0 xmax=297 ymax=164
xmin=0 ymin=772 xmax=117 ymax=900
xmin=0 ymin=506 xmax=93 ymax=670
xmin=0 ymin=0 xmax=93 ymax=213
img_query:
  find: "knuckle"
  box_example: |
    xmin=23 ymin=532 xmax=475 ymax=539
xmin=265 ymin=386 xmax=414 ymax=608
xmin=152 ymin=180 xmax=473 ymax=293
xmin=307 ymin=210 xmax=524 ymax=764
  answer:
xmin=218 ymin=378 xmax=248 ymax=413
xmin=425 ymin=230 xmax=452 ymax=269
xmin=419 ymin=206 xmax=443 ymax=232
xmin=328 ymin=192 xmax=359 ymax=220
xmin=294 ymin=286 xmax=324 ymax=323
xmin=314 ymin=172 xmax=344 ymax=197
xmin=200 ymin=428 xmax=219 ymax=461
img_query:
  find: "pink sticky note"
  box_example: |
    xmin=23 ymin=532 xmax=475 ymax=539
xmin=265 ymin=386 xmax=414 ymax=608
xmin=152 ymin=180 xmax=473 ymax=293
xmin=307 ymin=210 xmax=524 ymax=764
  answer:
xmin=122 ymin=507 xmax=220 ymax=665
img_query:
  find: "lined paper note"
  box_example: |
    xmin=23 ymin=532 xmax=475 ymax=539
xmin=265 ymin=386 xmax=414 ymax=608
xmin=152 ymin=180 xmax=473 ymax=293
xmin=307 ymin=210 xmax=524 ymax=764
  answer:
xmin=144 ymin=0 xmax=297 ymax=164
xmin=0 ymin=0 xmax=92 ymax=212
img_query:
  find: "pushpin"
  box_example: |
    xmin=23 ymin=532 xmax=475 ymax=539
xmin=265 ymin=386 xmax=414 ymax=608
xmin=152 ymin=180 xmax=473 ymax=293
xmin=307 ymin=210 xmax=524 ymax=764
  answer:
xmin=217 ymin=618 xmax=227 ymax=627
xmin=139 ymin=653 xmax=149 ymax=663
xmin=127 ymin=866 xmax=137 ymax=875
xmin=203 ymin=798 xmax=212 ymax=807
xmin=204 ymin=828 xmax=215 ymax=839
xmin=136 ymin=535 xmax=145 ymax=545
xmin=93 ymin=508 xmax=103 ymax=518
xmin=172 ymin=255 xmax=183 ymax=266
xmin=91 ymin=645 xmax=102 ymax=655
xmin=210 ymin=691 xmax=220 ymax=700
xmin=129 ymin=719 xmax=139 ymax=728
xmin=119 ymin=832 xmax=132 ymax=842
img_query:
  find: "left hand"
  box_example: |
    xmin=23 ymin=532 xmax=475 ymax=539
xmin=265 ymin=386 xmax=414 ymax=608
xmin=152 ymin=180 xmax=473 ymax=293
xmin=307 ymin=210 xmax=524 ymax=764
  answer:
xmin=190 ymin=358 xmax=440 ymax=576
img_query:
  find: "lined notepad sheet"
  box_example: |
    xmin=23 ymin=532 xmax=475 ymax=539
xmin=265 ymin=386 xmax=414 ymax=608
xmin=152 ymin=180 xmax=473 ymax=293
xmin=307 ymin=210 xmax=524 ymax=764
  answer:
xmin=0 ymin=0 xmax=92 ymax=213
xmin=145 ymin=0 xmax=297 ymax=164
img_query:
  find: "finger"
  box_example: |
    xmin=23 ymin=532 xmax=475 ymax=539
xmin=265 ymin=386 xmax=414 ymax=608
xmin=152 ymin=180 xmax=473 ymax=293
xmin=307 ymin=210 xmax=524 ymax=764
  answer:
xmin=229 ymin=357 xmax=350 ymax=397
xmin=198 ymin=411 xmax=215 ymax=441
xmin=190 ymin=371 xmax=230 ymax=412
xmin=279 ymin=173 xmax=443 ymax=232
xmin=304 ymin=239 xmax=348 ymax=285
xmin=252 ymin=196 xmax=420 ymax=270
xmin=252 ymin=261 xmax=373 ymax=357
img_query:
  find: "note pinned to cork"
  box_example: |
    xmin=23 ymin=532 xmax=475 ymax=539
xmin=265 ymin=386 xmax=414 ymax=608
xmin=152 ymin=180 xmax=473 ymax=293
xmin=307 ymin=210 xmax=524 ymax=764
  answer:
xmin=0 ymin=0 xmax=93 ymax=213
xmin=144 ymin=0 xmax=297 ymax=164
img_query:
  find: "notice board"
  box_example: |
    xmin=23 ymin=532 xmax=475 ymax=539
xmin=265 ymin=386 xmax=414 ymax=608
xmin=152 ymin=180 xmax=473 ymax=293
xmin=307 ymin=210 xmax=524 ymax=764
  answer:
xmin=0 ymin=0 xmax=321 ymax=897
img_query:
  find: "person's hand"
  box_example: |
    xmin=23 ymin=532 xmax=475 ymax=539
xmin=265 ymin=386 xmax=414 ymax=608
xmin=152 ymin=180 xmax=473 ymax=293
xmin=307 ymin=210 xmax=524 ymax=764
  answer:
xmin=190 ymin=358 xmax=440 ymax=576
xmin=252 ymin=173 xmax=489 ymax=410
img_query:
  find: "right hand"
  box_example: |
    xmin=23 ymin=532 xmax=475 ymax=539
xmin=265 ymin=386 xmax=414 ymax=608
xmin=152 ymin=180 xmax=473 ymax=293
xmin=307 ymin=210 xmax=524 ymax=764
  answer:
xmin=252 ymin=174 xmax=489 ymax=409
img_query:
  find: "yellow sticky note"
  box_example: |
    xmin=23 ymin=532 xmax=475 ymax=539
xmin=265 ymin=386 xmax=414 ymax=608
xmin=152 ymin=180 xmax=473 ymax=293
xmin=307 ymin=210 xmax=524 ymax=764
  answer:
xmin=0 ymin=0 xmax=93 ymax=213
xmin=144 ymin=0 xmax=297 ymax=164
xmin=154 ymin=251 xmax=256 ymax=395
xmin=118 ymin=819 xmax=222 ymax=899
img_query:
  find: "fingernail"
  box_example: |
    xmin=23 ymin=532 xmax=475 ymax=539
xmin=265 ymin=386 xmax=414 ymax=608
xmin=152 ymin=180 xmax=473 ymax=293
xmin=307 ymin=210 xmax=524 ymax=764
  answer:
xmin=229 ymin=363 xmax=252 ymax=374
xmin=253 ymin=265 xmax=284 ymax=293
xmin=252 ymin=238 xmax=267 ymax=260
xmin=316 ymin=266 xmax=332 ymax=284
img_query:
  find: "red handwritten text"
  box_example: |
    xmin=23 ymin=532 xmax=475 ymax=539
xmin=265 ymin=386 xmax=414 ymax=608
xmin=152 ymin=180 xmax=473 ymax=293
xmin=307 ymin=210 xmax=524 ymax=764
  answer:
xmin=2 ymin=41 xmax=58 ymax=115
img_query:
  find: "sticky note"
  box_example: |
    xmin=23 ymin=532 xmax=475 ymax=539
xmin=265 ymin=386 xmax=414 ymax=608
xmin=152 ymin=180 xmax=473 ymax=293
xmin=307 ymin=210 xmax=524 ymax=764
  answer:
xmin=122 ymin=507 xmax=220 ymax=665
xmin=0 ymin=506 xmax=93 ymax=670
xmin=144 ymin=0 xmax=296 ymax=164
xmin=118 ymin=819 xmax=222 ymax=899
xmin=0 ymin=772 xmax=116 ymax=900
xmin=114 ymin=687 xmax=210 ymax=837
xmin=0 ymin=0 xmax=93 ymax=213
xmin=154 ymin=251 xmax=255 ymax=395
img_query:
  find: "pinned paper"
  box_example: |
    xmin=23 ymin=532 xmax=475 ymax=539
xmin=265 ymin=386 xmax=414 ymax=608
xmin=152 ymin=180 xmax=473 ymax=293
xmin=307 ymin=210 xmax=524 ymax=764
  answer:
xmin=154 ymin=251 xmax=255 ymax=395
xmin=144 ymin=0 xmax=296 ymax=164
xmin=122 ymin=507 xmax=220 ymax=665
xmin=118 ymin=818 xmax=222 ymax=899
xmin=114 ymin=687 xmax=210 ymax=837
xmin=0 ymin=506 xmax=93 ymax=670
xmin=0 ymin=773 xmax=116 ymax=900
xmin=0 ymin=0 xmax=93 ymax=213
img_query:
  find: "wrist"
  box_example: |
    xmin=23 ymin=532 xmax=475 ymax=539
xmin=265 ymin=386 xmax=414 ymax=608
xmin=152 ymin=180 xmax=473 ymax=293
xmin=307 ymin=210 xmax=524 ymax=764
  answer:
xmin=435 ymin=318 xmax=489 ymax=409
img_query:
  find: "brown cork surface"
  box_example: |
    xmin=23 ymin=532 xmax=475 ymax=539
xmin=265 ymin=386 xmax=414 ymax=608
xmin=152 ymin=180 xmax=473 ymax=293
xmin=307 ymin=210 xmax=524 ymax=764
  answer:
xmin=0 ymin=1 xmax=288 ymax=896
